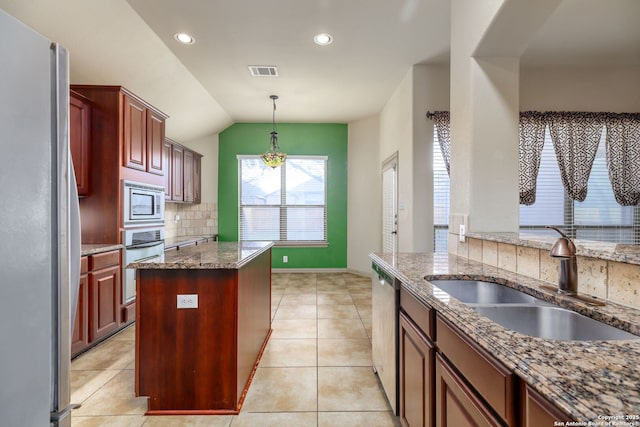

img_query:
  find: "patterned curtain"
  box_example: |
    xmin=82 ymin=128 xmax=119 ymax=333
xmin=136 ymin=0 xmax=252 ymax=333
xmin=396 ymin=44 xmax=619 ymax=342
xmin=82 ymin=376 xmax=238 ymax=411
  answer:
xmin=605 ymin=113 xmax=640 ymax=206
xmin=518 ymin=112 xmax=547 ymax=205
xmin=432 ymin=111 xmax=451 ymax=176
xmin=547 ymin=112 xmax=603 ymax=202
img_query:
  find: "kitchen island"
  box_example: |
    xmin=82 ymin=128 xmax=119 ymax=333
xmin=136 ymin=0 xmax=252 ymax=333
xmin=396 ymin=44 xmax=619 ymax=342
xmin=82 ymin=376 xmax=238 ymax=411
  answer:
xmin=129 ymin=241 xmax=273 ymax=415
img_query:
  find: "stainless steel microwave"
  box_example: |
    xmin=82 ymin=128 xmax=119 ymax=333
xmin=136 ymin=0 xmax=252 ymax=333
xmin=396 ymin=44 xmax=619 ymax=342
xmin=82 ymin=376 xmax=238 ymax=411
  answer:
xmin=122 ymin=180 xmax=165 ymax=227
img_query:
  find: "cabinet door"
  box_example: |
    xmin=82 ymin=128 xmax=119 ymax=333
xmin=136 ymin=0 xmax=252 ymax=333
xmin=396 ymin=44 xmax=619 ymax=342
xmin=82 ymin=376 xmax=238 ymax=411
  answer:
xmin=171 ymin=144 xmax=184 ymax=201
xmin=71 ymin=273 xmax=89 ymax=356
xmin=163 ymin=140 xmax=173 ymax=199
xmin=435 ymin=354 xmax=503 ymax=427
xmin=89 ymin=265 xmax=121 ymax=342
xmin=123 ymin=95 xmax=147 ymax=171
xmin=194 ymin=154 xmax=202 ymax=204
xmin=436 ymin=316 xmax=515 ymax=425
xmin=147 ymin=110 xmax=165 ymax=175
xmin=523 ymin=384 xmax=569 ymax=427
xmin=400 ymin=311 xmax=435 ymax=427
xmin=184 ymin=149 xmax=194 ymax=203
xmin=69 ymin=92 xmax=91 ymax=196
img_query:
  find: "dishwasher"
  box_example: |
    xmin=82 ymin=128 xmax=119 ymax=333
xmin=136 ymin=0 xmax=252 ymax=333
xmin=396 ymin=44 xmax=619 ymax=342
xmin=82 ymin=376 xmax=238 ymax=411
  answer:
xmin=371 ymin=262 xmax=400 ymax=414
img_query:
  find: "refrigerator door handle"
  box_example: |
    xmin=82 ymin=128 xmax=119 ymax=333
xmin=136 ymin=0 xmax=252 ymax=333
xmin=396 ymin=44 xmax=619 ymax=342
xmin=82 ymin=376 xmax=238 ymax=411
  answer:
xmin=69 ymin=152 xmax=81 ymax=331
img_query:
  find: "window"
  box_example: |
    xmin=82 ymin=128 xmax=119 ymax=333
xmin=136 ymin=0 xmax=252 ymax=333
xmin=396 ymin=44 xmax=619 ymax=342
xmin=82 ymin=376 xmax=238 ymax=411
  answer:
xmin=520 ymin=127 xmax=638 ymax=243
xmin=433 ymin=127 xmax=450 ymax=251
xmin=238 ymin=156 xmax=328 ymax=245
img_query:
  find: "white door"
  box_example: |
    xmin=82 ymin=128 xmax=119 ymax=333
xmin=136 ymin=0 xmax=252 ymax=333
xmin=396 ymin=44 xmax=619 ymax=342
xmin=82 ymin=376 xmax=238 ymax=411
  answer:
xmin=382 ymin=154 xmax=398 ymax=253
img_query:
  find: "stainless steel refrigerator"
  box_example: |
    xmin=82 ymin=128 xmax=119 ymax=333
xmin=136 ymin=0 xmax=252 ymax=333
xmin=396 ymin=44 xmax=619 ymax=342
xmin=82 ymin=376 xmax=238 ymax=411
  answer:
xmin=0 ymin=9 xmax=81 ymax=427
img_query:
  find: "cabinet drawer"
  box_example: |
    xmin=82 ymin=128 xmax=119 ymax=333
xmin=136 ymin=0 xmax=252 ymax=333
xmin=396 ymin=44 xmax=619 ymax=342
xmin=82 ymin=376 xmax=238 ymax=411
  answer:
xmin=89 ymin=250 xmax=120 ymax=271
xmin=400 ymin=287 xmax=435 ymax=340
xmin=80 ymin=256 xmax=88 ymax=274
xmin=436 ymin=315 xmax=516 ymax=426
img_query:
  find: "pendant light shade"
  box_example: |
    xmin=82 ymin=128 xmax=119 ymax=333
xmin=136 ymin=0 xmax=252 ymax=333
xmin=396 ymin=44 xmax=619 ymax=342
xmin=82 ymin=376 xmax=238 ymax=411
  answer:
xmin=261 ymin=95 xmax=287 ymax=168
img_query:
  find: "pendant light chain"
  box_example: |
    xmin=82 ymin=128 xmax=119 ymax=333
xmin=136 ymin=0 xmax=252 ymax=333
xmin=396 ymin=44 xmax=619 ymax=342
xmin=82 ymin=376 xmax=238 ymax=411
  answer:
xmin=261 ymin=94 xmax=287 ymax=168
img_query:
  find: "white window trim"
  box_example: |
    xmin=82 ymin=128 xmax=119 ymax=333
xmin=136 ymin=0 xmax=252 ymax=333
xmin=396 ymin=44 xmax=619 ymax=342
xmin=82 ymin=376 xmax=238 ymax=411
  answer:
xmin=237 ymin=155 xmax=329 ymax=247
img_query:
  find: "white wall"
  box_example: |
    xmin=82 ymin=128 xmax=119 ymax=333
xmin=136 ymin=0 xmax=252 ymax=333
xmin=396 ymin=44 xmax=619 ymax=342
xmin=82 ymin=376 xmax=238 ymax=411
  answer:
xmin=380 ymin=69 xmax=414 ymax=252
xmin=520 ymin=66 xmax=640 ymax=111
xmin=449 ymin=0 xmax=522 ymax=242
xmin=377 ymin=65 xmax=449 ymax=253
xmin=182 ymin=133 xmax=219 ymax=204
xmin=347 ymin=115 xmax=381 ymax=274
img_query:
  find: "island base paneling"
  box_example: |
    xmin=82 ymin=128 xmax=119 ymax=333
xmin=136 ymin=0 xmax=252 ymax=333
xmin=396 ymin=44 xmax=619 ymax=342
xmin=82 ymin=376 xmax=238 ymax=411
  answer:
xmin=135 ymin=249 xmax=272 ymax=414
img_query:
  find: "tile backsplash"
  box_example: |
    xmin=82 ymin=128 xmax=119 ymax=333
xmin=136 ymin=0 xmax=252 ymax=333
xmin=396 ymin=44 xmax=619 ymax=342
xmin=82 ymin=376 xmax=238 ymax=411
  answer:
xmin=164 ymin=202 xmax=217 ymax=240
xmin=455 ymin=236 xmax=640 ymax=310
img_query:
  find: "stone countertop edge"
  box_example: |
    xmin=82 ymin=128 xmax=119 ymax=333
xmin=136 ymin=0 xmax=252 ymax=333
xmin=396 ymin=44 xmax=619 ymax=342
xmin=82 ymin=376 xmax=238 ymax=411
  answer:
xmin=370 ymin=251 xmax=640 ymax=422
xmin=467 ymin=231 xmax=640 ymax=265
xmin=128 ymin=241 xmax=274 ymax=270
xmin=81 ymin=243 xmax=123 ymax=256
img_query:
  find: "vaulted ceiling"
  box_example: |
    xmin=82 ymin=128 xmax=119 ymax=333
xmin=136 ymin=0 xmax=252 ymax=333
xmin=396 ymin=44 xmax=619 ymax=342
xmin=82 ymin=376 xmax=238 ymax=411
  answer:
xmin=1 ymin=0 xmax=638 ymax=142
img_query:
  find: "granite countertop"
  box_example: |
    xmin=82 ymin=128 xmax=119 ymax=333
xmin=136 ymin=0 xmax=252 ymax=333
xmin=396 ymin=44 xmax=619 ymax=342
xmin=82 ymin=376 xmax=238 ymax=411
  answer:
xmin=370 ymin=251 xmax=640 ymax=422
xmin=467 ymin=231 xmax=640 ymax=265
xmin=128 ymin=241 xmax=273 ymax=270
xmin=81 ymin=243 xmax=123 ymax=256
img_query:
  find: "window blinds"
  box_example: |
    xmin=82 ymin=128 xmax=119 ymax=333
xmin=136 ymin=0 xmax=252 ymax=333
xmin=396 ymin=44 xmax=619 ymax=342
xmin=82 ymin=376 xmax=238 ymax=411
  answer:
xmin=238 ymin=156 xmax=328 ymax=245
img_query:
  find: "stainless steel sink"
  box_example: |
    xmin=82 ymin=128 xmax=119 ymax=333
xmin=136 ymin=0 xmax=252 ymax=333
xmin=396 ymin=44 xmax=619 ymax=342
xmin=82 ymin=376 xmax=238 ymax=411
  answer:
xmin=473 ymin=305 xmax=639 ymax=341
xmin=429 ymin=279 xmax=543 ymax=304
xmin=428 ymin=279 xmax=639 ymax=341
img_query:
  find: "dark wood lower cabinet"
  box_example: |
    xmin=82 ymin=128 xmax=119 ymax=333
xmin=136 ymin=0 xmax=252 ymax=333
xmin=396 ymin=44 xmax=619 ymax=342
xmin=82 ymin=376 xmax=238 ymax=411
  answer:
xmin=72 ymin=250 xmax=121 ymax=357
xmin=90 ymin=263 xmax=120 ymax=342
xmin=399 ymin=311 xmax=435 ymax=427
xmin=522 ymin=384 xmax=570 ymax=427
xmin=435 ymin=354 xmax=503 ymax=427
xmin=71 ymin=257 xmax=89 ymax=356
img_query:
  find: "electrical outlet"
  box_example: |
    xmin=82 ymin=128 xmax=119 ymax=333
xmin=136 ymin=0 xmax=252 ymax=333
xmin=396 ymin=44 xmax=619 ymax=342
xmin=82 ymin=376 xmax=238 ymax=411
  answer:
xmin=283 ymin=255 xmax=288 ymax=263
xmin=459 ymin=224 xmax=466 ymax=243
xmin=177 ymin=294 xmax=198 ymax=309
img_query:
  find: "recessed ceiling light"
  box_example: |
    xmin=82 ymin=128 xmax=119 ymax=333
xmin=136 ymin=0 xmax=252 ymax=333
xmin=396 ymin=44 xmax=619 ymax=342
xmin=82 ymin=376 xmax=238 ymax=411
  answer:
xmin=314 ymin=33 xmax=333 ymax=46
xmin=174 ymin=32 xmax=195 ymax=45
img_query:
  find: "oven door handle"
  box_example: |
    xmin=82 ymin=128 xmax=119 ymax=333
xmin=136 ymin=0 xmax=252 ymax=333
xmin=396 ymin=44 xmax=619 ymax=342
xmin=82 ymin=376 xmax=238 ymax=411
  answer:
xmin=126 ymin=240 xmax=164 ymax=250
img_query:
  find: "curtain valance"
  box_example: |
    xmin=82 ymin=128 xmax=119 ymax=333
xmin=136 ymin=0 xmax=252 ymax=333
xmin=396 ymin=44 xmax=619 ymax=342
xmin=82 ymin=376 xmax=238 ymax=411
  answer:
xmin=429 ymin=111 xmax=640 ymax=206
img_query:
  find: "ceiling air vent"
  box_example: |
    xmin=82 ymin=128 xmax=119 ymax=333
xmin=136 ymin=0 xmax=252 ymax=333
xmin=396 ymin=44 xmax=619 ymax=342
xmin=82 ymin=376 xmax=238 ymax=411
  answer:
xmin=248 ymin=65 xmax=278 ymax=77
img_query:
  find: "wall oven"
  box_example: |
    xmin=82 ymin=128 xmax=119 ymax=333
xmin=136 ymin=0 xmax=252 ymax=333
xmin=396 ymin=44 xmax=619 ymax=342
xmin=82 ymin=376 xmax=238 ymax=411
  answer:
xmin=122 ymin=180 xmax=165 ymax=228
xmin=123 ymin=226 xmax=165 ymax=304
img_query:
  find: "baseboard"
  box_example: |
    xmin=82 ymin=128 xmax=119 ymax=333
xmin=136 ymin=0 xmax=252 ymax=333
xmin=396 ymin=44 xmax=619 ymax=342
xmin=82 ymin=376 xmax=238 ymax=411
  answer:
xmin=272 ymin=268 xmax=348 ymax=273
xmin=271 ymin=268 xmax=370 ymax=277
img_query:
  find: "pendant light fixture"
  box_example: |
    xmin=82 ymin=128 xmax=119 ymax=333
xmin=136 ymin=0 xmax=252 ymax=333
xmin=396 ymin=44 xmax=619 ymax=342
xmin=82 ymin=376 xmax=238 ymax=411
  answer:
xmin=261 ymin=95 xmax=287 ymax=168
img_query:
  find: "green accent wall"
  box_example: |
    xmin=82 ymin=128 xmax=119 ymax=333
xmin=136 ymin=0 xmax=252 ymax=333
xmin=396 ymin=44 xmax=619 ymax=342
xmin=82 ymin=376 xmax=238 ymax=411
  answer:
xmin=218 ymin=123 xmax=348 ymax=269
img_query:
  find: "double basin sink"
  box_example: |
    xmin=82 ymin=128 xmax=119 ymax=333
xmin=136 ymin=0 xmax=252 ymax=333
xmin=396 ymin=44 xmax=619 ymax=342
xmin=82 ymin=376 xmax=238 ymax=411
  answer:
xmin=429 ymin=279 xmax=639 ymax=341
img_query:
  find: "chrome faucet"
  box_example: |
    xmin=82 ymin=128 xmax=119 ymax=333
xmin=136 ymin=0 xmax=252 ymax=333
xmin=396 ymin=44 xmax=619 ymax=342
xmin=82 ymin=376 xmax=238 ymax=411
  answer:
xmin=546 ymin=226 xmax=578 ymax=295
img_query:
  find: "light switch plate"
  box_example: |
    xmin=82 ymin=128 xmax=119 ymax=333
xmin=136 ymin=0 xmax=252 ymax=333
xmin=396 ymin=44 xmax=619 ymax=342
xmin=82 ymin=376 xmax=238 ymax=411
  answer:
xmin=177 ymin=294 xmax=198 ymax=309
xmin=459 ymin=224 xmax=466 ymax=242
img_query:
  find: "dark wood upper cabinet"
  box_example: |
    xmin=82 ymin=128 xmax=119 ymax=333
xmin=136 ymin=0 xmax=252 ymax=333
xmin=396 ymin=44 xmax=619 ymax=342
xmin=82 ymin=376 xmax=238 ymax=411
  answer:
xmin=163 ymin=139 xmax=173 ymax=199
xmin=164 ymin=138 xmax=203 ymax=204
xmin=184 ymin=149 xmax=194 ymax=203
xmin=70 ymin=85 xmax=168 ymax=244
xmin=193 ymin=153 xmax=202 ymax=204
xmin=123 ymin=95 xmax=147 ymax=171
xmin=69 ymin=91 xmax=91 ymax=197
xmin=147 ymin=110 xmax=165 ymax=175
xmin=171 ymin=144 xmax=184 ymax=201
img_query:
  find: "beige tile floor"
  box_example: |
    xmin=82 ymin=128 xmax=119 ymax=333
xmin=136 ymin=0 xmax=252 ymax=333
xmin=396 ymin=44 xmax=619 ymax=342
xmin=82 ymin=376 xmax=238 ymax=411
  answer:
xmin=70 ymin=272 xmax=401 ymax=427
